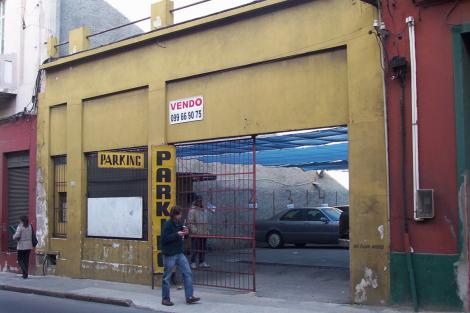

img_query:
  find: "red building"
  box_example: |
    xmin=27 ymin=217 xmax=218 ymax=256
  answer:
xmin=380 ymin=0 xmax=470 ymax=310
xmin=0 ymin=115 xmax=37 ymax=272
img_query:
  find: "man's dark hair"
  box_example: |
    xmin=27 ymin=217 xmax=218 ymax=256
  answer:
xmin=170 ymin=206 xmax=182 ymax=220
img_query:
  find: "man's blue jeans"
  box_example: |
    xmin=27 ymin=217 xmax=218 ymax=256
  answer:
xmin=162 ymin=253 xmax=194 ymax=300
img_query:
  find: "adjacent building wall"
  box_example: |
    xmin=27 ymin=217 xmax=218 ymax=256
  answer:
xmin=382 ymin=0 xmax=470 ymax=309
xmin=57 ymin=0 xmax=143 ymax=56
xmin=0 ymin=116 xmax=37 ymax=271
xmin=0 ymin=0 xmax=57 ymax=115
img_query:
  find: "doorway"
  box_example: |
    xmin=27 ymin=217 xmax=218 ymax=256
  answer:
xmin=6 ymin=151 xmax=30 ymax=251
xmin=173 ymin=126 xmax=350 ymax=302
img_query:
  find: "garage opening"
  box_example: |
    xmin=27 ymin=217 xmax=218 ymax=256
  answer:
xmin=254 ymin=127 xmax=349 ymax=303
xmin=174 ymin=126 xmax=349 ymax=302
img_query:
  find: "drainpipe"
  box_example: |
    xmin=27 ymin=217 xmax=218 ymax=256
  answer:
xmin=406 ymin=16 xmax=422 ymax=222
xmin=390 ymin=54 xmax=419 ymax=312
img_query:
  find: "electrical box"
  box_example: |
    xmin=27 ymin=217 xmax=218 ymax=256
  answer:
xmin=415 ymin=189 xmax=434 ymax=220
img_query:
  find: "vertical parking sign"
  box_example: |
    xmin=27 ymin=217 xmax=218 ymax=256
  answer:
xmin=151 ymin=145 xmax=176 ymax=274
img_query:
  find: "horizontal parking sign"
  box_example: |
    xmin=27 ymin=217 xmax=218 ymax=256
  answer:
xmin=169 ymin=95 xmax=204 ymax=125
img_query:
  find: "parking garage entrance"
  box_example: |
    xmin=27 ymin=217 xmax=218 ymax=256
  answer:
xmin=174 ymin=126 xmax=349 ymax=302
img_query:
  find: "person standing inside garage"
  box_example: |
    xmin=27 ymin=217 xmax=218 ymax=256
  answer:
xmin=13 ymin=215 xmax=33 ymax=279
xmin=188 ymin=195 xmax=215 ymax=269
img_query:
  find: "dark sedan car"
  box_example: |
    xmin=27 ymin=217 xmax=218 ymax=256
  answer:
xmin=256 ymin=207 xmax=340 ymax=248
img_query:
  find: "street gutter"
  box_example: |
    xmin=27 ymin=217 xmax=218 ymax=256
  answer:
xmin=0 ymin=284 xmax=134 ymax=307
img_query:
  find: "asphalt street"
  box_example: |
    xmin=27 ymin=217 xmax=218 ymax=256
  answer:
xmin=0 ymin=290 xmax=161 ymax=313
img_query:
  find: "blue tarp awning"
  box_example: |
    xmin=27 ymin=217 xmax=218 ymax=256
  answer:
xmin=176 ymin=126 xmax=348 ymax=170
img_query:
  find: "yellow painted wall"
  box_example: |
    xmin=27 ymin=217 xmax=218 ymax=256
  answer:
xmin=50 ymin=104 xmax=67 ymax=156
xmin=38 ymin=0 xmax=388 ymax=304
xmin=166 ymin=48 xmax=348 ymax=142
xmin=83 ymin=88 xmax=148 ymax=152
xmin=81 ymin=238 xmax=151 ymax=284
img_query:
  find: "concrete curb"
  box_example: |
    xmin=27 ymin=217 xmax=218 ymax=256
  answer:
xmin=0 ymin=284 xmax=134 ymax=307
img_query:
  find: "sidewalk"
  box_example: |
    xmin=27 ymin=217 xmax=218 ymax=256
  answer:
xmin=0 ymin=271 xmax=441 ymax=313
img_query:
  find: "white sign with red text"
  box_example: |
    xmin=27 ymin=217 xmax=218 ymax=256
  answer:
xmin=169 ymin=95 xmax=204 ymax=125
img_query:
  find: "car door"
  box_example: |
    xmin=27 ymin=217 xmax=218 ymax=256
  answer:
xmin=278 ymin=209 xmax=305 ymax=243
xmin=304 ymin=209 xmax=337 ymax=244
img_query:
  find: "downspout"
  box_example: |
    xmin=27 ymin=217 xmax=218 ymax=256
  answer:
xmin=406 ymin=16 xmax=422 ymax=222
xmin=391 ymin=54 xmax=419 ymax=311
xmin=401 ymin=74 xmax=420 ymax=313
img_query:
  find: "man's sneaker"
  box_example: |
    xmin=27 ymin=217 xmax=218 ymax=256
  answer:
xmin=162 ymin=299 xmax=174 ymax=306
xmin=200 ymin=262 xmax=210 ymax=268
xmin=190 ymin=262 xmax=197 ymax=269
xmin=186 ymin=296 xmax=201 ymax=304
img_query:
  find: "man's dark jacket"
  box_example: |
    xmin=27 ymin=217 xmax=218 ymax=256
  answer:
xmin=161 ymin=219 xmax=184 ymax=256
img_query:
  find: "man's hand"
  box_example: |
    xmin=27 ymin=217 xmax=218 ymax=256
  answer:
xmin=178 ymin=228 xmax=189 ymax=237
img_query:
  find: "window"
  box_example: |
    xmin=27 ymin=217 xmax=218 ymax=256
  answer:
xmin=86 ymin=147 xmax=148 ymax=240
xmin=305 ymin=209 xmax=326 ymax=221
xmin=281 ymin=209 xmax=304 ymax=221
xmin=0 ymin=1 xmax=5 ymax=54
xmin=321 ymin=208 xmax=340 ymax=221
xmin=53 ymin=156 xmax=67 ymax=238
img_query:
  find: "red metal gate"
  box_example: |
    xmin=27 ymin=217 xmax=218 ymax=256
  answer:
xmin=175 ymin=137 xmax=256 ymax=291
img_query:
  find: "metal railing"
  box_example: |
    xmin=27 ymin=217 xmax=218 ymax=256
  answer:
xmin=53 ymin=207 xmax=67 ymax=238
xmin=170 ymin=0 xmax=212 ymax=13
xmin=53 ymin=0 xmax=267 ymax=51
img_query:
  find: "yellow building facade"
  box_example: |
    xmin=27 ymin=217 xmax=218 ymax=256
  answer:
xmin=38 ymin=0 xmax=389 ymax=305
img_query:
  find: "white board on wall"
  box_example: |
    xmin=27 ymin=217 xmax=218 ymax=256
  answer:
xmin=87 ymin=197 xmax=143 ymax=238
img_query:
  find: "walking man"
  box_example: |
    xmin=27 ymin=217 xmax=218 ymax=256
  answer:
xmin=161 ymin=206 xmax=200 ymax=306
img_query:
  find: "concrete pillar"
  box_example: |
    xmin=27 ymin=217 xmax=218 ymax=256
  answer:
xmin=47 ymin=36 xmax=58 ymax=58
xmin=68 ymin=27 xmax=91 ymax=55
xmin=151 ymin=0 xmax=174 ymax=30
xmin=64 ymin=99 xmax=85 ymax=278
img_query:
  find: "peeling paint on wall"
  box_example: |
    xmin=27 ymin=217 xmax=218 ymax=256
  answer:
xmin=103 ymin=246 xmax=109 ymax=259
xmin=456 ymin=177 xmax=469 ymax=310
xmin=354 ymin=267 xmax=378 ymax=303
xmin=123 ymin=244 xmax=134 ymax=262
xmin=81 ymin=260 xmax=149 ymax=275
xmin=378 ymin=225 xmax=384 ymax=240
xmin=455 ymin=254 xmax=468 ymax=311
xmin=36 ymin=168 xmax=48 ymax=248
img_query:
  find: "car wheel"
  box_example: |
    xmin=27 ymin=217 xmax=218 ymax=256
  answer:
xmin=295 ymin=243 xmax=306 ymax=248
xmin=267 ymin=232 xmax=283 ymax=249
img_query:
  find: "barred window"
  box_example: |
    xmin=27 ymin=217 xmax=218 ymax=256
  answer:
xmin=53 ymin=156 xmax=67 ymax=238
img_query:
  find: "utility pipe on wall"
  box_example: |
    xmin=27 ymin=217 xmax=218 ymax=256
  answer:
xmin=406 ymin=16 xmax=422 ymax=221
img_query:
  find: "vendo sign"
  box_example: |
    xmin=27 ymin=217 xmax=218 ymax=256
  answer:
xmin=169 ymin=95 xmax=204 ymax=125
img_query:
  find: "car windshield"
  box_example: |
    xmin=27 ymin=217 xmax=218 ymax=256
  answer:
xmin=322 ymin=207 xmax=340 ymax=221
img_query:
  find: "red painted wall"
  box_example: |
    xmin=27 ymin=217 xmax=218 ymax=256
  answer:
xmin=383 ymin=0 xmax=470 ymax=254
xmin=0 ymin=115 xmax=37 ymax=270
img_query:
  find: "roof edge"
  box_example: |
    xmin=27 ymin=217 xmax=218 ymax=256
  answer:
xmin=41 ymin=0 xmax=301 ymax=71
